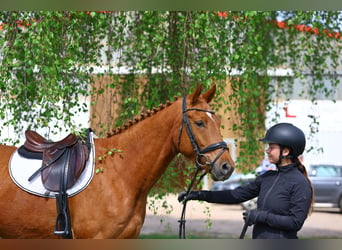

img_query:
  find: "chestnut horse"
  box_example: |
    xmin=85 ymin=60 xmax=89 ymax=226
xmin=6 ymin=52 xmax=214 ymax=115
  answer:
xmin=0 ymin=84 xmax=234 ymax=238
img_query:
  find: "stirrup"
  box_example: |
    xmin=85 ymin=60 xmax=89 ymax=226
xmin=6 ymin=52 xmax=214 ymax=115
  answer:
xmin=54 ymin=193 xmax=73 ymax=239
xmin=54 ymin=212 xmax=72 ymax=238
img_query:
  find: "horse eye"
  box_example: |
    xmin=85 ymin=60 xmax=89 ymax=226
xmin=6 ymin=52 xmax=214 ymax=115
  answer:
xmin=194 ymin=120 xmax=205 ymax=127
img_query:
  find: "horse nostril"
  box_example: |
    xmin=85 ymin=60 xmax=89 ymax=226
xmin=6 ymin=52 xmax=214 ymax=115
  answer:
xmin=221 ymin=162 xmax=231 ymax=175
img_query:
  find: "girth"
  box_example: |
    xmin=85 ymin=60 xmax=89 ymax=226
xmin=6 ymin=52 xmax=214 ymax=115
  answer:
xmin=17 ymin=128 xmax=92 ymax=238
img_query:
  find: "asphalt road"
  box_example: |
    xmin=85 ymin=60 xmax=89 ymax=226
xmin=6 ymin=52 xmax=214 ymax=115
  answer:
xmin=140 ymin=194 xmax=342 ymax=239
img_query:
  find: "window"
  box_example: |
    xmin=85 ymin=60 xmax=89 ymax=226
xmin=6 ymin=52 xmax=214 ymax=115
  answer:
xmin=310 ymin=165 xmax=342 ymax=177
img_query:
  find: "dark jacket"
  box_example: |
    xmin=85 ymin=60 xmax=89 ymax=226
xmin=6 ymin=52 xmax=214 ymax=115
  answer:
xmin=197 ymin=163 xmax=312 ymax=239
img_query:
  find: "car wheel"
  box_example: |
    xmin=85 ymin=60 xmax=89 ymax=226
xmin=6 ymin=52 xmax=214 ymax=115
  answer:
xmin=339 ymin=196 xmax=342 ymax=213
xmin=241 ymin=197 xmax=258 ymax=211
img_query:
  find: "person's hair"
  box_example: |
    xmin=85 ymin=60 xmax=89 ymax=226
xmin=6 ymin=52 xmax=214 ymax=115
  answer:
xmin=294 ymin=157 xmax=314 ymax=214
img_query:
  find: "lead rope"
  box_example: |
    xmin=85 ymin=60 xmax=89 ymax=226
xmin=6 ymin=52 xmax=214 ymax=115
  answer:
xmin=178 ymin=167 xmax=207 ymax=239
xmin=239 ymin=215 xmax=250 ymax=239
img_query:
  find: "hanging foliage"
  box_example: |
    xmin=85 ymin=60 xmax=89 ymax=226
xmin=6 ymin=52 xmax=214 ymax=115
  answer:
xmin=1 ymin=11 xmax=341 ymax=190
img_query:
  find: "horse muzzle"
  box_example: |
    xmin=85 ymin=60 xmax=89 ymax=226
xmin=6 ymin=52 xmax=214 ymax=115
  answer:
xmin=211 ymin=161 xmax=234 ymax=181
xmin=197 ymin=142 xmax=235 ymax=181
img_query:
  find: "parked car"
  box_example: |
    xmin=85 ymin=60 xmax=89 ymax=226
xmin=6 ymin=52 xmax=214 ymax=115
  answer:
xmin=308 ymin=164 xmax=342 ymax=212
xmin=210 ymin=171 xmax=258 ymax=210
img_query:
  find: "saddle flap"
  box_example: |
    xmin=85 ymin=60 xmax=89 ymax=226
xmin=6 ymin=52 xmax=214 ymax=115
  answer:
xmin=41 ymin=141 xmax=88 ymax=192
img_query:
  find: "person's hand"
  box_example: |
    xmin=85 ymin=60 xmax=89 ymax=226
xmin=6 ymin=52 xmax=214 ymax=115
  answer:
xmin=177 ymin=191 xmax=201 ymax=202
xmin=178 ymin=191 xmax=187 ymax=202
xmin=242 ymin=209 xmax=268 ymax=226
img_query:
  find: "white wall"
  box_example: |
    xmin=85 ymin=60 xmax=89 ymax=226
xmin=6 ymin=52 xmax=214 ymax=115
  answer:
xmin=0 ymin=97 xmax=90 ymax=146
xmin=266 ymin=100 xmax=342 ymax=166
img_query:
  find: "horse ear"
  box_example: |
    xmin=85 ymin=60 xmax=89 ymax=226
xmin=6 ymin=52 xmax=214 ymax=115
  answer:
xmin=190 ymin=84 xmax=203 ymax=105
xmin=202 ymin=84 xmax=216 ymax=103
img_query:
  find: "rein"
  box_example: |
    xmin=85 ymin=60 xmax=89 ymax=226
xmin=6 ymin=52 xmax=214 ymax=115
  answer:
xmin=178 ymin=96 xmax=228 ymax=239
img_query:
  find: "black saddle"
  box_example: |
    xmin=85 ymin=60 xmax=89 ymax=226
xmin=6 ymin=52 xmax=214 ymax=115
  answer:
xmin=17 ymin=128 xmax=92 ymax=239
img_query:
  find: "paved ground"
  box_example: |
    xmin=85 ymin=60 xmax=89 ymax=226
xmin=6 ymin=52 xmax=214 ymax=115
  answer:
xmin=140 ymin=194 xmax=342 ymax=239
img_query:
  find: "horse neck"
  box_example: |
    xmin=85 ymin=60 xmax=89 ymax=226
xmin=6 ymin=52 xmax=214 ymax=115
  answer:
xmin=97 ymin=102 xmax=182 ymax=195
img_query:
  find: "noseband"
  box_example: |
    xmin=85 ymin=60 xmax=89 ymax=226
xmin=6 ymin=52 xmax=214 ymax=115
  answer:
xmin=178 ymin=95 xmax=228 ymax=239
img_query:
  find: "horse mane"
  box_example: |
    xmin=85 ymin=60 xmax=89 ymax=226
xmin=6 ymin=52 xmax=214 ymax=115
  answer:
xmin=106 ymin=96 xmax=180 ymax=138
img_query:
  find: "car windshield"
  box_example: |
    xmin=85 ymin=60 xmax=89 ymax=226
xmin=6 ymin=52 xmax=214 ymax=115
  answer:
xmin=309 ymin=165 xmax=342 ymax=178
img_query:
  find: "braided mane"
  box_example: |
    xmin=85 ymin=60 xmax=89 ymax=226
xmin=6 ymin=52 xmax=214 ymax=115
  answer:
xmin=106 ymin=96 xmax=180 ymax=138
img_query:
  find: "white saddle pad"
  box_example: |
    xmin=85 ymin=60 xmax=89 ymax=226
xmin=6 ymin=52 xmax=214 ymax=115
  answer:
xmin=9 ymin=132 xmax=95 ymax=198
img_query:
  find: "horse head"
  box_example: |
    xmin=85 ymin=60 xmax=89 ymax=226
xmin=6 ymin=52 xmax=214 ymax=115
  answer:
xmin=176 ymin=84 xmax=235 ymax=181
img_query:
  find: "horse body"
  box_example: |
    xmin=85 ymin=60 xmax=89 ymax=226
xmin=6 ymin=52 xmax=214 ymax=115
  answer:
xmin=0 ymin=84 xmax=234 ymax=238
xmin=0 ymin=145 xmax=58 ymax=238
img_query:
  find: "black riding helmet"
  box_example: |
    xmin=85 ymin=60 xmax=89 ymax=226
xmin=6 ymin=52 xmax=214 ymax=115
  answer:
xmin=259 ymin=123 xmax=306 ymax=158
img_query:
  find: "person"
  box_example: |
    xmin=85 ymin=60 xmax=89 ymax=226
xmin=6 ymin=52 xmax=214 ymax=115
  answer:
xmin=178 ymin=123 xmax=314 ymax=239
xmin=257 ymin=158 xmax=276 ymax=175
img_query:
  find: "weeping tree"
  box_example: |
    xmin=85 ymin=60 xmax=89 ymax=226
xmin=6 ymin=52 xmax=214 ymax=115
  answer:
xmin=1 ymin=11 xmax=341 ymax=194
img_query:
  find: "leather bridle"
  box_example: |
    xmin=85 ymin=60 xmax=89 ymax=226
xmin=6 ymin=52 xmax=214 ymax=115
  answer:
xmin=178 ymin=95 xmax=229 ymax=239
xmin=178 ymin=96 xmax=228 ymax=169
